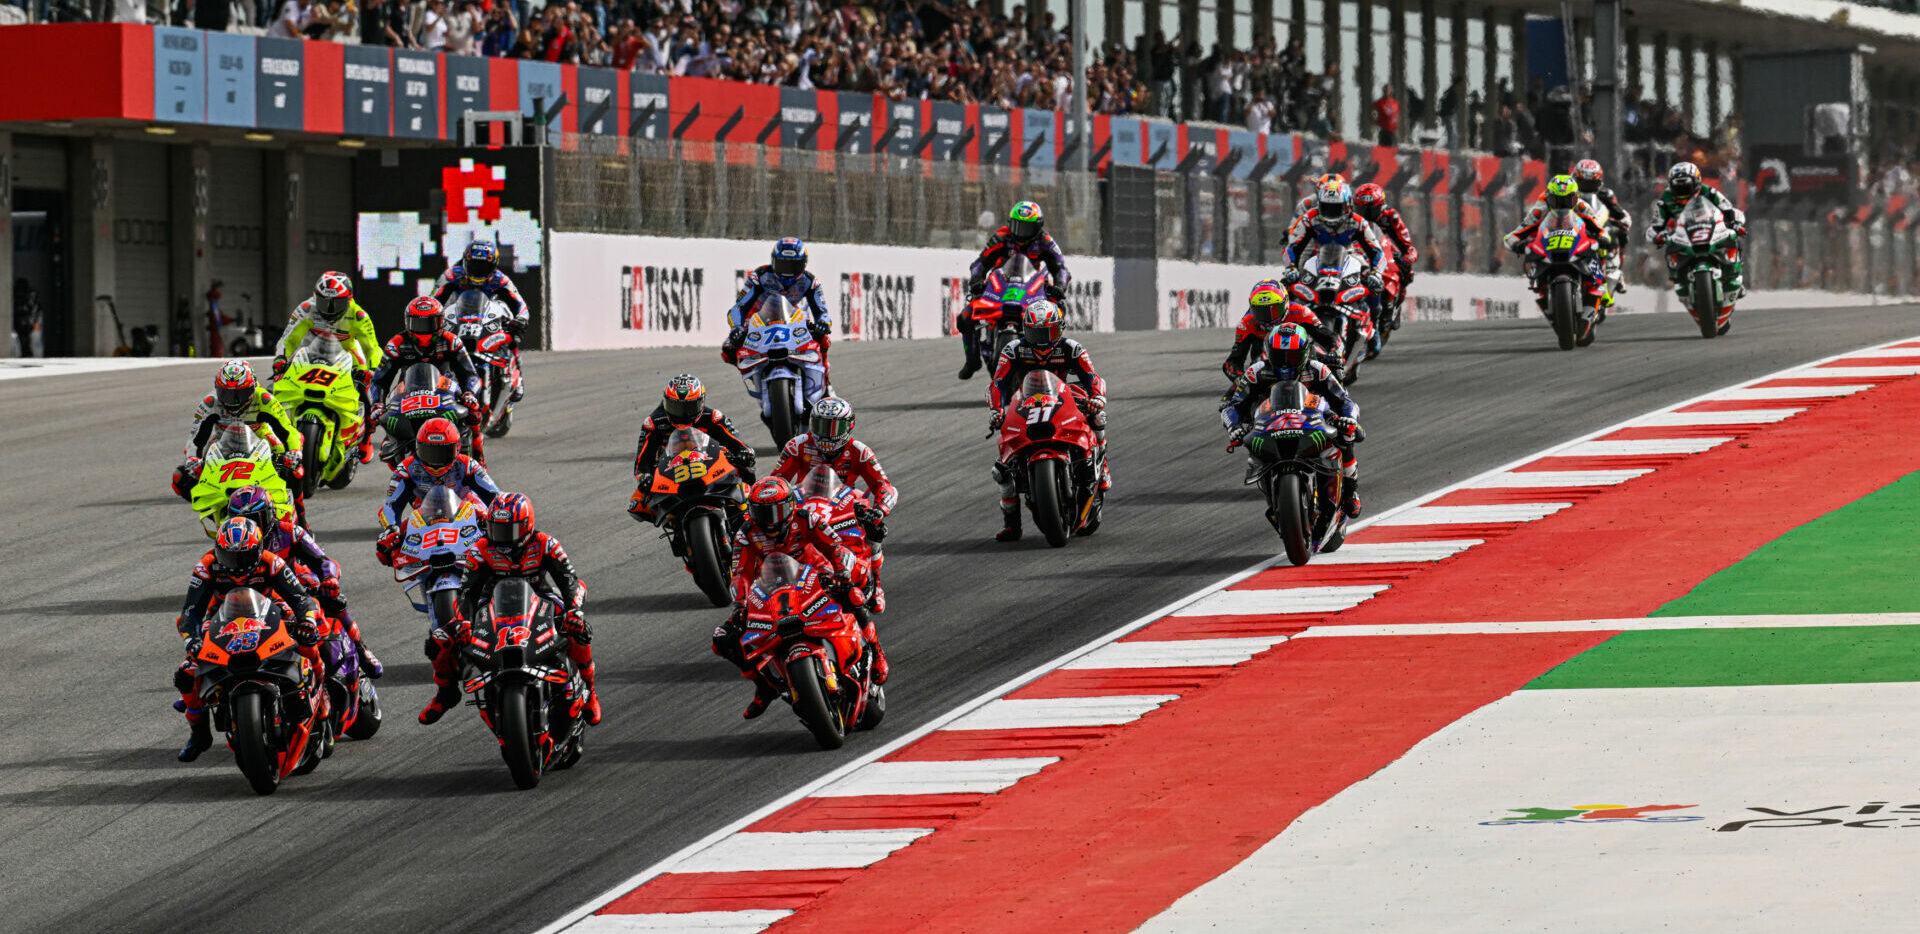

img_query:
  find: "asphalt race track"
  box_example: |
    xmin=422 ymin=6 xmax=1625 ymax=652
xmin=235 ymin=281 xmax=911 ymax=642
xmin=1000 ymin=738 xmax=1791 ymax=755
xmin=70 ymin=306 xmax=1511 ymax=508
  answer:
xmin=2 ymin=305 xmax=1915 ymax=934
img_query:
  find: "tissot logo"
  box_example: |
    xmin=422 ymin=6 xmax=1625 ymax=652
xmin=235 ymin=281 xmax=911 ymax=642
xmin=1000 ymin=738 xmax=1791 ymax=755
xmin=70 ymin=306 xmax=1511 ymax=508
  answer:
xmin=1412 ymin=294 xmax=1453 ymax=321
xmin=619 ymin=266 xmax=703 ymax=332
xmin=840 ymin=273 xmax=913 ymax=341
xmin=1169 ymin=287 xmax=1233 ymax=329
xmin=939 ymin=277 xmax=970 ymax=336
xmin=1471 ymin=297 xmax=1521 ymax=320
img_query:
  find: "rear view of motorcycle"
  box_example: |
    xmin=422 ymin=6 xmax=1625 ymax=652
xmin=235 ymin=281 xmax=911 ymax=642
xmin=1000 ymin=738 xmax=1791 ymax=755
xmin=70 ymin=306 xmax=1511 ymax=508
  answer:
xmin=380 ymin=363 xmax=473 ymax=469
xmin=1291 ymin=243 xmax=1374 ymax=382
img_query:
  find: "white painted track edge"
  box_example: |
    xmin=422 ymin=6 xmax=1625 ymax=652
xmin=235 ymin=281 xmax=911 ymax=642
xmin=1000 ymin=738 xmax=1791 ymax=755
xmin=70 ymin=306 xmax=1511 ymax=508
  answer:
xmin=531 ymin=333 xmax=1920 ymax=934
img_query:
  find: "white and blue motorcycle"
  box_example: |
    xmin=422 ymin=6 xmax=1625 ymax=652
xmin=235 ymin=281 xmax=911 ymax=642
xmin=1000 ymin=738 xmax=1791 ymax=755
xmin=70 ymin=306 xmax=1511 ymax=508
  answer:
xmin=733 ymin=295 xmax=829 ymax=446
xmin=390 ymin=486 xmax=484 ymax=643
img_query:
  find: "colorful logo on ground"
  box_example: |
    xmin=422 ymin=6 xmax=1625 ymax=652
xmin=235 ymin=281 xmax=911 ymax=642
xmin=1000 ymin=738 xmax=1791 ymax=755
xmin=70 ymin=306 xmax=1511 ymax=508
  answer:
xmin=1482 ymin=804 xmax=1701 ymax=826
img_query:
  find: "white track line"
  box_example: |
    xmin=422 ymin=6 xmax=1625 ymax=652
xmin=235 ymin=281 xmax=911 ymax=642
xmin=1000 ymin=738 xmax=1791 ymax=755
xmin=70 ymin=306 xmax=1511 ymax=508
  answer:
xmin=569 ymin=911 xmax=792 ymax=933
xmin=1840 ymin=346 xmax=1920 ymax=357
xmin=811 ymin=758 xmax=1058 ymax=797
xmin=1465 ymin=469 xmax=1649 ymax=488
xmin=941 ymin=695 xmax=1180 ymax=731
xmin=1630 ymin=408 xmax=1802 ymax=427
xmin=1174 ymin=586 xmax=1388 ymax=616
xmin=669 ymin=829 xmax=934 ymax=874
xmin=1803 ymin=363 xmax=1920 ymax=377
xmin=1297 ymin=539 xmax=1482 ymax=563
xmin=1716 ymin=384 xmax=1874 ymax=400
xmin=1376 ymin=503 xmax=1571 ymax=525
xmin=1293 ymin=613 xmax=1920 ymax=638
xmin=1063 ymin=636 xmax=1292 ymax=669
xmin=536 ymin=334 xmax=1920 ymax=934
xmin=1558 ymin=437 xmax=1730 ymax=456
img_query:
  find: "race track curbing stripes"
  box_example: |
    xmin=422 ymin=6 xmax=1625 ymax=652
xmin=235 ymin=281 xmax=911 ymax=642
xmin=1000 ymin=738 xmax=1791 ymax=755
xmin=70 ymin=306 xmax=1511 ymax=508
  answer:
xmin=540 ymin=336 xmax=1920 ymax=934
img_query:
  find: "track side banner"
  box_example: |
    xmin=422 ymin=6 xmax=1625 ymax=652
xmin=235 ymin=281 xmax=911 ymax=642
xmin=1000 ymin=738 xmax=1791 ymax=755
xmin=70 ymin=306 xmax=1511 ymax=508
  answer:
xmin=548 ymin=233 xmax=1114 ymax=351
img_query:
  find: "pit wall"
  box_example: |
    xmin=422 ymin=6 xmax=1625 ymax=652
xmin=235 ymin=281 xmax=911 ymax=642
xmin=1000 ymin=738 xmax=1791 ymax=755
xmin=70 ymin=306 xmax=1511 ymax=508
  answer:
xmin=548 ymin=232 xmax=1896 ymax=350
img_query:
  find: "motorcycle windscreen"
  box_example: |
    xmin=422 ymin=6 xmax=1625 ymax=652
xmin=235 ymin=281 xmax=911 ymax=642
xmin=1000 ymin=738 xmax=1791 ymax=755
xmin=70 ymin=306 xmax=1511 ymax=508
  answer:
xmin=401 ymin=362 xmax=444 ymax=395
xmin=1020 ymin=368 xmax=1068 ymax=405
xmin=488 ymin=578 xmax=538 ymax=628
xmin=1315 ymin=242 xmax=1348 ymax=272
xmin=216 ymin=587 xmax=274 ymax=625
xmin=663 ymin=428 xmax=712 ymax=462
xmin=799 ymin=464 xmax=842 ymax=502
xmin=755 ymin=552 xmax=807 ymax=596
xmin=419 ymin=485 xmax=463 ymax=523
xmin=456 ymin=290 xmax=488 ymax=321
xmin=748 ymin=295 xmax=804 ymax=330
xmin=213 ymin=419 xmax=267 ymax=459
xmin=1680 ymin=198 xmax=1719 ymax=242
xmin=294 ymin=332 xmax=351 ymax=368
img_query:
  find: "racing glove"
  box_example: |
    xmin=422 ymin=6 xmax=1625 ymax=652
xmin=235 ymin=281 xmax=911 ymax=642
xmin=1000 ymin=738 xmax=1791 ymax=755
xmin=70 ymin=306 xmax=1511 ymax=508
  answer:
xmin=562 ymin=607 xmax=591 ymax=644
xmin=732 ymin=446 xmax=756 ymax=469
xmin=271 ymin=358 xmax=288 ymax=378
xmin=1363 ymin=271 xmax=1384 ymax=296
xmin=376 ymin=528 xmax=400 ymax=565
xmin=1332 ymin=415 xmax=1363 ymax=442
xmin=1226 ymin=424 xmax=1250 ymax=451
xmin=293 ymin=611 xmax=323 ymax=646
xmin=505 ymin=317 xmax=527 ymax=337
xmin=808 ymin=321 xmax=832 ymax=341
xmin=728 ymin=603 xmax=748 ymax=627
xmin=1044 ymin=283 xmax=1066 ymax=302
xmin=987 ymin=409 xmax=1005 ymax=431
xmin=965 ymin=276 xmax=985 ymax=299
xmin=276 ymin=453 xmax=303 ymax=479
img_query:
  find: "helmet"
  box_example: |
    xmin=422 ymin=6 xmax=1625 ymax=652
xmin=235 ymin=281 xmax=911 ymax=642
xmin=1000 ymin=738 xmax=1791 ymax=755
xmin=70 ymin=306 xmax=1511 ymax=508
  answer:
xmin=214 ymin=360 xmax=257 ymax=417
xmin=662 ymin=373 xmax=706 ymax=425
xmin=771 ymin=237 xmax=808 ymax=279
xmin=213 ymin=517 xmax=265 ymax=573
xmin=1573 ymin=159 xmax=1604 ymax=193
xmin=747 ymin=477 xmax=798 ymax=538
xmin=1022 ymin=299 xmax=1065 ymax=348
xmin=1668 ymin=161 xmax=1702 ymax=199
xmin=312 ymin=272 xmax=353 ymax=322
xmin=1352 ymin=183 xmax=1386 ymax=223
xmin=462 ymin=242 xmax=498 ymax=283
xmin=415 ymin=416 xmax=460 ymax=474
xmin=1545 ymin=175 xmax=1579 ymax=212
xmin=1315 ymin=178 xmax=1352 ymax=221
xmin=223 ymin=485 xmax=278 ymax=531
xmin=810 ymin=396 xmax=855 ymax=453
xmin=405 ymin=296 xmax=444 ymax=338
xmin=1268 ymin=323 xmax=1312 ymax=373
xmin=486 ymin=491 xmax=535 ymax=549
xmin=1248 ymin=279 xmax=1288 ymax=326
xmin=1008 ymin=201 xmax=1045 ymax=241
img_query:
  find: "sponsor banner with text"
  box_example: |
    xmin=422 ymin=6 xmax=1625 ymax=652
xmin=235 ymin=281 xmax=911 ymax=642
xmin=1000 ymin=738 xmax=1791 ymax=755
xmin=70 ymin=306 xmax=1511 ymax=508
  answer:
xmin=549 ymin=233 xmax=1114 ymax=351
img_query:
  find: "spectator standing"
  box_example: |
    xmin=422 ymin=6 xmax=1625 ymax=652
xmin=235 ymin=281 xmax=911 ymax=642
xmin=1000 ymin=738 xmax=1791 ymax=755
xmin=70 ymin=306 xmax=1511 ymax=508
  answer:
xmin=267 ymin=0 xmax=307 ymax=38
xmin=419 ymin=0 xmax=449 ymax=52
xmin=444 ymin=0 xmax=477 ymax=54
xmin=1150 ymin=31 xmax=1176 ymax=120
xmin=1371 ymin=83 xmax=1400 ymax=147
xmin=361 ymin=0 xmax=393 ymax=45
xmin=1247 ymin=91 xmax=1274 ymax=136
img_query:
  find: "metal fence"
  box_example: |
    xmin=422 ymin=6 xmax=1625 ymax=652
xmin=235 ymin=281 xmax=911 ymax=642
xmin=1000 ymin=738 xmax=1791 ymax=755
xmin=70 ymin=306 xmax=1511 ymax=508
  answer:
xmin=550 ymin=135 xmax=1101 ymax=257
xmin=550 ymin=133 xmax=1919 ymax=300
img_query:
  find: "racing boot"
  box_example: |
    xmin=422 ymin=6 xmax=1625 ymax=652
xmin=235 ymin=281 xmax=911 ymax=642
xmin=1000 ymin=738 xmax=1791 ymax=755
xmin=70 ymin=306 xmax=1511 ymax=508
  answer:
xmin=958 ymin=327 xmax=983 ymax=379
xmin=336 ymin=611 xmax=383 ymax=678
xmin=417 ymin=644 xmax=462 ymax=724
xmin=1341 ymin=476 xmax=1363 ymax=519
xmin=743 ymin=678 xmax=780 ymax=719
xmin=863 ymin=619 xmax=890 ymax=685
xmin=568 ymin=643 xmax=601 ymax=725
xmin=995 ymin=501 xmax=1023 ymax=542
xmin=178 ymin=711 xmax=213 ymax=762
xmin=357 ymin=429 xmax=376 ymax=463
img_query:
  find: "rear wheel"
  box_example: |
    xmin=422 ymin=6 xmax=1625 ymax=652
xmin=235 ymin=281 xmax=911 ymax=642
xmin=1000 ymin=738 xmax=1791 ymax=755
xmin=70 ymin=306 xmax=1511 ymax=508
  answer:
xmin=231 ymin=690 xmax=281 ymax=796
xmin=765 ymin=377 xmax=798 ymax=447
xmin=344 ymin=679 xmax=382 ymax=740
xmin=686 ymin=512 xmax=732 ymax=607
xmin=498 ymin=682 xmax=543 ymax=790
xmin=789 ymin=655 xmax=845 ymax=750
xmin=300 ymin=418 xmax=325 ymax=496
xmin=1549 ymin=278 xmax=1577 ymax=351
xmin=1691 ymin=267 xmax=1719 ymax=339
xmin=1029 ymin=459 xmax=1070 ymax=548
xmin=1274 ymin=473 xmax=1312 ymax=566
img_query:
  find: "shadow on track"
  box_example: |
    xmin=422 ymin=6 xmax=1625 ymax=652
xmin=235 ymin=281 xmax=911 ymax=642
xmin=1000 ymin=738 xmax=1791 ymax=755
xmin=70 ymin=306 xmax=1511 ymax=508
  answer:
xmin=595 ymin=730 xmax=823 ymax=763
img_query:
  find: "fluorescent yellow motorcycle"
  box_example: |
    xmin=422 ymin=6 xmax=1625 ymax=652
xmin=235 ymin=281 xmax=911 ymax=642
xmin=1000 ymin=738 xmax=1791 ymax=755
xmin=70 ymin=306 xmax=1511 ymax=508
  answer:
xmin=271 ymin=332 xmax=364 ymax=494
xmin=186 ymin=420 xmax=295 ymax=535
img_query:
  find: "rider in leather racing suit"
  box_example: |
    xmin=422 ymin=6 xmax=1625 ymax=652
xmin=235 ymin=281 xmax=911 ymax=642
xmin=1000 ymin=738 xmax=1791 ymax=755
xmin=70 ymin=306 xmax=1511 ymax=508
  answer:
xmin=959 ymin=201 xmax=1073 ymax=379
xmin=177 ymin=359 xmax=308 ymax=526
xmin=1647 ymin=161 xmax=1747 ymax=300
xmin=1503 ymin=175 xmax=1615 ymax=313
xmin=173 ymin=517 xmax=326 ymax=762
xmin=1572 ymin=159 xmax=1633 ymax=296
xmin=432 ymin=242 xmax=530 ymax=403
xmin=429 ymin=492 xmax=599 ymax=725
xmin=274 ymin=272 xmax=384 ymax=461
xmin=629 ymin=374 xmax=758 ymax=524
xmin=770 ymin=395 xmax=898 ymax=609
xmin=376 ymin=416 xmax=502 ymax=562
xmin=714 ymin=477 xmax=886 ymax=718
xmin=225 ymin=485 xmax=382 ymax=679
xmin=1284 ymin=178 xmax=1389 ymax=326
xmin=1220 ymin=324 xmax=1366 ymax=518
xmin=723 ymin=237 xmax=834 ymax=366
xmin=369 ymin=297 xmax=486 ymax=462
xmin=988 ymin=300 xmax=1110 ymax=542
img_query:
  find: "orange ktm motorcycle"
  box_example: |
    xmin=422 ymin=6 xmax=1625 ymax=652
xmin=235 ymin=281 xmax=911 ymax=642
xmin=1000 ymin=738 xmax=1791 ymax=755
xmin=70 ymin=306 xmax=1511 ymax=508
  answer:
xmin=190 ymin=588 xmax=332 ymax=795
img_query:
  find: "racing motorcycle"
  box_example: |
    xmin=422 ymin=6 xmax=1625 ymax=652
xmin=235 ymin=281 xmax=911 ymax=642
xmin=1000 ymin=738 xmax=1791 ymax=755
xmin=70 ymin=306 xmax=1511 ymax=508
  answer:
xmin=181 ymin=419 xmax=295 ymax=535
xmin=996 ymin=369 xmax=1106 ymax=548
xmin=449 ymin=291 xmax=521 ymax=437
xmin=188 ymin=588 xmax=331 ymax=795
xmin=1241 ymin=380 xmax=1350 ymax=566
xmin=457 ymin=578 xmax=591 ymax=789
xmin=378 ymin=362 xmax=474 ymax=469
xmin=963 ymin=256 xmax=1049 ymax=373
xmin=1664 ymin=197 xmax=1744 ymax=339
xmin=1371 ymin=241 xmax=1405 ymax=354
xmin=734 ymin=296 xmax=828 ymax=447
xmin=634 ymin=428 xmax=749 ymax=607
xmin=270 ymin=331 xmax=364 ymax=495
xmin=1527 ymin=210 xmax=1605 ymax=350
xmin=798 ymin=465 xmax=885 ymax=596
xmin=390 ymin=485 xmax=484 ymax=636
xmin=737 ymin=553 xmax=884 ymax=750
xmin=1581 ymin=192 xmax=1626 ymax=305
xmin=1289 ymin=243 xmax=1374 ymax=383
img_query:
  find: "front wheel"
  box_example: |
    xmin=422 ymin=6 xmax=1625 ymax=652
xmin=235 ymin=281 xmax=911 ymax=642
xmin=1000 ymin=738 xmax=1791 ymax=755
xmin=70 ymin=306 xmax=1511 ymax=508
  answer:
xmin=1549 ymin=278 xmax=1577 ymax=351
xmin=789 ymin=655 xmax=846 ymax=750
xmin=230 ymin=690 xmax=281 ymax=796
xmin=1028 ymin=459 xmax=1071 ymax=548
xmin=1691 ymin=267 xmax=1719 ymax=339
xmin=765 ymin=376 xmax=798 ymax=447
xmin=1273 ymin=472 xmax=1312 ymax=566
xmin=685 ymin=511 xmax=732 ymax=607
xmin=497 ymin=681 xmax=543 ymax=790
xmin=299 ymin=418 xmax=325 ymax=497
xmin=431 ymin=589 xmax=460 ymax=633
